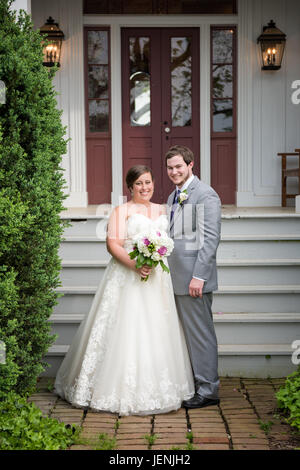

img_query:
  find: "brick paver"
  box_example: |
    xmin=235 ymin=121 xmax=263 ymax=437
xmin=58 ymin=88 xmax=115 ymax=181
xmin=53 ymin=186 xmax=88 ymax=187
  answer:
xmin=28 ymin=377 xmax=300 ymax=451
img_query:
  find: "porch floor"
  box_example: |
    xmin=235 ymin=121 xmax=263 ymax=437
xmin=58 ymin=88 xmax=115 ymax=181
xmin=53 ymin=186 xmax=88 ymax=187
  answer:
xmin=30 ymin=377 xmax=300 ymax=450
xmin=60 ymin=205 xmax=300 ymax=219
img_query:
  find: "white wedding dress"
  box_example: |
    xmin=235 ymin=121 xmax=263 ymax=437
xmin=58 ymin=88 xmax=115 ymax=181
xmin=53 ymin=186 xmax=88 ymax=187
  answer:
xmin=54 ymin=214 xmax=195 ymax=415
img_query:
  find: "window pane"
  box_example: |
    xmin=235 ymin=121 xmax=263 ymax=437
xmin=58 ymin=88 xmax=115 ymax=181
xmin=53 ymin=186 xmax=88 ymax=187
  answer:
xmin=89 ymin=100 xmax=109 ymax=132
xmin=129 ymin=37 xmax=151 ymax=126
xmin=213 ymin=100 xmax=233 ymax=132
xmin=171 ymin=37 xmax=192 ymax=127
xmin=88 ymin=65 xmax=109 ymax=99
xmin=88 ymin=31 xmax=108 ymax=64
xmin=212 ymin=29 xmax=233 ymax=63
xmin=213 ymin=65 xmax=232 ymax=98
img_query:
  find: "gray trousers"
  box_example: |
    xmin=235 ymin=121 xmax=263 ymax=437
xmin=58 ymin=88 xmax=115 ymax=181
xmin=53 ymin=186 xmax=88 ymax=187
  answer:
xmin=175 ymin=293 xmax=219 ymax=399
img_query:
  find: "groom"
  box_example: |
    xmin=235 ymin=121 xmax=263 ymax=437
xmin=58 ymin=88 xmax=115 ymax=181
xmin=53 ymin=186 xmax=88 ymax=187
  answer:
xmin=166 ymin=145 xmax=221 ymax=409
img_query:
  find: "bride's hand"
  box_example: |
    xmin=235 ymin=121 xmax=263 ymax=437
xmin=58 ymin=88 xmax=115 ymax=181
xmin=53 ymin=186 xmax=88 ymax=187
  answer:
xmin=137 ymin=265 xmax=152 ymax=278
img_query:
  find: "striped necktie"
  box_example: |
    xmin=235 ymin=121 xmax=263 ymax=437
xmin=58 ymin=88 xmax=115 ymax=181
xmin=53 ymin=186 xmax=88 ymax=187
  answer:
xmin=170 ymin=189 xmax=181 ymax=221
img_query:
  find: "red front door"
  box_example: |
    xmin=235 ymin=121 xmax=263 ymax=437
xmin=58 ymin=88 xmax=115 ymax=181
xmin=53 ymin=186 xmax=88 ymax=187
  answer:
xmin=121 ymin=28 xmax=200 ymax=203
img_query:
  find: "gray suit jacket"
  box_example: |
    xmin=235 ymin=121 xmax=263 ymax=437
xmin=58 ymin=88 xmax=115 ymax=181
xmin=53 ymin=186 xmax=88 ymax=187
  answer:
xmin=167 ymin=175 xmax=221 ymax=295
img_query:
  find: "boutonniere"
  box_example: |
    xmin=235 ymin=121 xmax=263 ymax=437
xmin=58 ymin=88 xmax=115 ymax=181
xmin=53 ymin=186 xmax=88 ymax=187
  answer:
xmin=178 ymin=189 xmax=188 ymax=206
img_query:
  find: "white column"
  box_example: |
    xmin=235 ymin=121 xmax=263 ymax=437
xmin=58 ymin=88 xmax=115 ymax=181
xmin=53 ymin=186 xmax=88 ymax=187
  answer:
xmin=200 ymin=24 xmax=211 ymax=184
xmin=110 ymin=23 xmax=124 ymax=207
xmin=236 ymin=0 xmax=255 ymax=206
xmin=63 ymin=0 xmax=88 ymax=207
xmin=11 ymin=0 xmax=31 ymax=14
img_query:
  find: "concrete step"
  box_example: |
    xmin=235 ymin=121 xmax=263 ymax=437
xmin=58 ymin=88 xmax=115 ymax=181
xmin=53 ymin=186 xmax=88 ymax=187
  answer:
xmin=53 ymin=285 xmax=300 ymax=315
xmin=49 ymin=312 xmax=300 ymax=347
xmin=217 ymin=263 xmax=300 ymax=285
xmin=60 ymin=261 xmax=107 ymax=286
xmin=58 ymin=239 xmax=111 ymax=261
xmin=59 ymin=235 xmax=300 ymax=262
xmin=59 ymin=259 xmax=300 ymax=287
xmin=42 ymin=342 xmax=297 ymax=378
xmin=61 ymin=212 xmax=300 ymax=238
xmin=217 ymin=238 xmax=300 ymax=260
xmin=221 ymin=213 xmax=300 ymax=236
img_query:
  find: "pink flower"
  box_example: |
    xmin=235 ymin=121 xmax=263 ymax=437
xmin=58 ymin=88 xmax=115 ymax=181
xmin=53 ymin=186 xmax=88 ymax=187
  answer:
xmin=158 ymin=246 xmax=167 ymax=256
xmin=157 ymin=231 xmax=161 ymax=236
xmin=143 ymin=238 xmax=150 ymax=246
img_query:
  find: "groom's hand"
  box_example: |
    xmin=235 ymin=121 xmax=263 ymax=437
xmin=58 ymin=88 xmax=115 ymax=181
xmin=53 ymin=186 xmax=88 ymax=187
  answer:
xmin=189 ymin=278 xmax=204 ymax=298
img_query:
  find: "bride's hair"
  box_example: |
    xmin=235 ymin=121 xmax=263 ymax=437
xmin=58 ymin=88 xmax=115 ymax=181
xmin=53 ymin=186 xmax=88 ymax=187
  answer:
xmin=126 ymin=165 xmax=154 ymax=190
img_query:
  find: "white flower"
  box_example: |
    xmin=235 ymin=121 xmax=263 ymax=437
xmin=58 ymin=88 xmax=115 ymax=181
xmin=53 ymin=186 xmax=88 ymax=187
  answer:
xmin=178 ymin=190 xmax=188 ymax=205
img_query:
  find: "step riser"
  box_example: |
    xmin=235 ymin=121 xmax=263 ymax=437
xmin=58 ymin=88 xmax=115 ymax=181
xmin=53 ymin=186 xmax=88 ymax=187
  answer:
xmin=213 ymin=294 xmax=300 ymax=313
xmin=59 ymin=243 xmax=111 ymax=261
xmin=218 ymin=265 xmax=300 ymax=286
xmin=53 ymin=292 xmax=300 ymax=315
xmin=217 ymin=240 xmax=300 ymax=260
xmin=59 ymin=265 xmax=300 ymax=287
xmin=50 ymin=320 xmax=299 ymax=347
xmin=221 ymin=217 xmax=300 ymax=236
xmin=63 ymin=219 xmax=108 ymax=238
xmin=60 ymin=268 xmax=105 ymax=286
xmin=41 ymin=353 xmax=297 ymax=378
xmin=59 ymin=239 xmax=300 ymax=262
xmin=62 ymin=217 xmax=300 ymax=238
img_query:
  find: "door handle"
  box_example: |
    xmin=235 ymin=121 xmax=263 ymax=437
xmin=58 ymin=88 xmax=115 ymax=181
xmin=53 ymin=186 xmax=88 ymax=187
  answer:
xmin=164 ymin=127 xmax=171 ymax=133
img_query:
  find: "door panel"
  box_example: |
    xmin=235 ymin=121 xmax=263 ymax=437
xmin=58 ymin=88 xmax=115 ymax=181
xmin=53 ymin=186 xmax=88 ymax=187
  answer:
xmin=122 ymin=27 xmax=200 ymax=204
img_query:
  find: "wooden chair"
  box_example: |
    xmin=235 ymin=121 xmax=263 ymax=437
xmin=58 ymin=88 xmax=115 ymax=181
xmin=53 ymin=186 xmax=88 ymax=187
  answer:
xmin=277 ymin=150 xmax=300 ymax=206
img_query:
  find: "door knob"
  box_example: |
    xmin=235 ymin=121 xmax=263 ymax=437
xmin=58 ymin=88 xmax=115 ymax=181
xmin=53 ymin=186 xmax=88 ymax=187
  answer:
xmin=164 ymin=127 xmax=170 ymax=133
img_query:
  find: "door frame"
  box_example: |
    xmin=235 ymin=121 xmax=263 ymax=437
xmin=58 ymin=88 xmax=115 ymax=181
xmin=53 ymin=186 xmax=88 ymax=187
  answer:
xmin=83 ymin=15 xmax=238 ymax=206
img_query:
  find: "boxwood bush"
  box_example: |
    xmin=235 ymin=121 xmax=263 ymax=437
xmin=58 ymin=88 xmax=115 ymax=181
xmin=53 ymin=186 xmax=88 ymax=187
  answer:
xmin=0 ymin=392 xmax=79 ymax=450
xmin=276 ymin=366 xmax=300 ymax=432
xmin=0 ymin=0 xmax=69 ymax=396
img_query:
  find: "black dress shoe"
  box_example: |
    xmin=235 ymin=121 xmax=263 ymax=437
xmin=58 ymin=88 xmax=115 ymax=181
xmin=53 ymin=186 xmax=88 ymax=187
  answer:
xmin=182 ymin=394 xmax=220 ymax=409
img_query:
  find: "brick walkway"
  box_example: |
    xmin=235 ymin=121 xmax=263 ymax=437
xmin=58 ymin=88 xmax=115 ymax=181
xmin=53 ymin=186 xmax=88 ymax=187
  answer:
xmin=28 ymin=377 xmax=300 ymax=451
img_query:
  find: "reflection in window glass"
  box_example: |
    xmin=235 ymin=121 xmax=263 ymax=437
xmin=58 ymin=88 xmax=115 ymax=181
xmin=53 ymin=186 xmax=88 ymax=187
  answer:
xmin=171 ymin=37 xmax=192 ymax=127
xmin=88 ymin=65 xmax=109 ymax=99
xmin=129 ymin=37 xmax=151 ymax=126
xmin=88 ymin=31 xmax=108 ymax=64
xmin=89 ymin=100 xmax=109 ymax=132
xmin=213 ymin=100 xmax=233 ymax=132
xmin=213 ymin=65 xmax=232 ymax=98
xmin=212 ymin=29 xmax=233 ymax=63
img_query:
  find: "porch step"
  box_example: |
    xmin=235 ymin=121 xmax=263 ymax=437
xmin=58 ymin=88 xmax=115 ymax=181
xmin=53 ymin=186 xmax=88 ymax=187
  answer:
xmin=60 ymin=259 xmax=300 ymax=286
xmin=49 ymin=312 xmax=300 ymax=346
xmin=53 ymin=285 xmax=300 ymax=314
xmin=43 ymin=342 xmax=296 ymax=378
xmin=61 ymin=212 xmax=300 ymax=238
xmin=59 ymin=236 xmax=300 ymax=261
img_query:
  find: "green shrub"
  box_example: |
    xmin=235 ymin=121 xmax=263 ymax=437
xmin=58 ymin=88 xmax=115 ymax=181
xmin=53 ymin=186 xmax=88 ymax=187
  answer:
xmin=0 ymin=0 xmax=69 ymax=395
xmin=0 ymin=392 xmax=79 ymax=450
xmin=276 ymin=366 xmax=300 ymax=431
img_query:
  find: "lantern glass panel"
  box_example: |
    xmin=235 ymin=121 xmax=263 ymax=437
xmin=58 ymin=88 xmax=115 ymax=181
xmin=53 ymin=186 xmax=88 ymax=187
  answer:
xmin=260 ymin=40 xmax=285 ymax=69
xmin=43 ymin=39 xmax=62 ymax=65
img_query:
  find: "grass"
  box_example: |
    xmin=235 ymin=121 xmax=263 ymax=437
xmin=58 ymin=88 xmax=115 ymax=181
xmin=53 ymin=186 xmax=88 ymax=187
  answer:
xmin=258 ymin=419 xmax=274 ymax=434
xmin=74 ymin=432 xmax=117 ymax=450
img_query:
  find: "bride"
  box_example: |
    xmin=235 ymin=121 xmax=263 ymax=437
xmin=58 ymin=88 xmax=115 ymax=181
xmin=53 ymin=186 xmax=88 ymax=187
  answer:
xmin=54 ymin=165 xmax=194 ymax=415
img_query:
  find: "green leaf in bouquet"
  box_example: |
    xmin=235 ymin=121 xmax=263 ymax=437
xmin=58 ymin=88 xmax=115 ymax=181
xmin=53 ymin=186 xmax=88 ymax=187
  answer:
xmin=160 ymin=260 xmax=170 ymax=273
xmin=129 ymin=249 xmax=138 ymax=259
xmin=145 ymin=258 xmax=153 ymax=267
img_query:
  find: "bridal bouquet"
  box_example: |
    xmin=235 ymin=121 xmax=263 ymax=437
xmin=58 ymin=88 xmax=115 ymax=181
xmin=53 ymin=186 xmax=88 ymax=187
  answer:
xmin=129 ymin=230 xmax=174 ymax=281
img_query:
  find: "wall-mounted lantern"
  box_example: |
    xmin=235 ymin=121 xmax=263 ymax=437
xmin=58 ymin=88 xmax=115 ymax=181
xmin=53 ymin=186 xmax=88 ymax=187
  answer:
xmin=257 ymin=20 xmax=286 ymax=70
xmin=40 ymin=17 xmax=64 ymax=67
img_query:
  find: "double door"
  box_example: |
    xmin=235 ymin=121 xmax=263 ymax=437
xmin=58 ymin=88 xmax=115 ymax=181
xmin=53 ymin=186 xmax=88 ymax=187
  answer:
xmin=121 ymin=28 xmax=200 ymax=203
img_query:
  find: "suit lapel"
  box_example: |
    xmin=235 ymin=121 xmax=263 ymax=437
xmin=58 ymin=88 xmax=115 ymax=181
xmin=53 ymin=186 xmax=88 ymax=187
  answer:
xmin=169 ymin=175 xmax=199 ymax=230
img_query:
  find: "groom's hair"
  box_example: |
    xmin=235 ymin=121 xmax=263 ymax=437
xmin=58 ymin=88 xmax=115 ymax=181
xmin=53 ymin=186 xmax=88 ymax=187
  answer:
xmin=165 ymin=145 xmax=194 ymax=166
